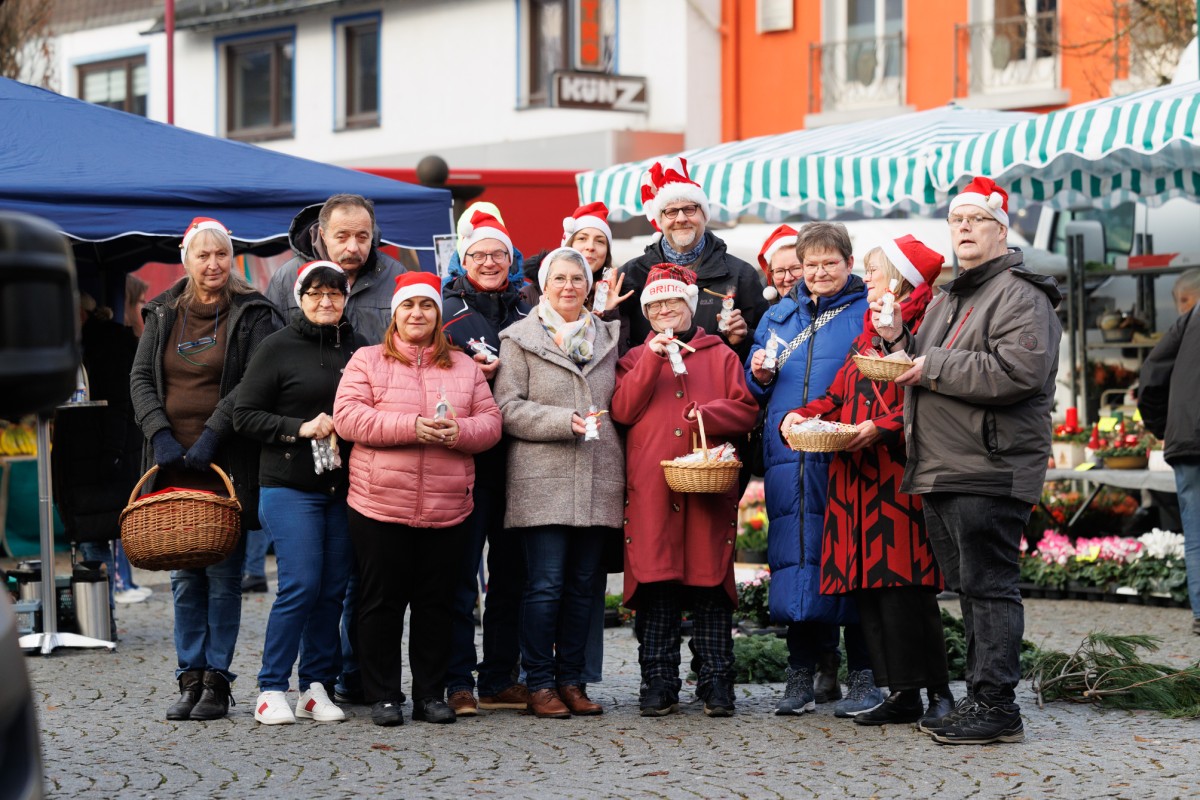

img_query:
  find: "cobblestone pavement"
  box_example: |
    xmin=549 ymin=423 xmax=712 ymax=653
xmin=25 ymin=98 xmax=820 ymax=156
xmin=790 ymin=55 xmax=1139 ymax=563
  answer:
xmin=16 ymin=559 xmax=1200 ymax=800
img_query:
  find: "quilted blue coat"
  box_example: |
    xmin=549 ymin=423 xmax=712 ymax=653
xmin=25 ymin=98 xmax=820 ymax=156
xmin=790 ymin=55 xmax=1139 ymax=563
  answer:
xmin=746 ymin=277 xmax=868 ymax=624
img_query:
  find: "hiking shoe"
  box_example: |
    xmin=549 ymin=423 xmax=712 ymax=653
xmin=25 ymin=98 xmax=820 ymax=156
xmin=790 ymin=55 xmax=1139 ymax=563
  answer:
xmin=701 ymin=682 xmax=735 ymax=718
xmin=254 ymin=691 xmax=296 ymax=725
xmin=448 ymin=690 xmax=479 ymax=717
xmin=853 ymin=690 xmax=923 ymax=726
xmin=918 ymin=690 xmax=955 ymax=732
xmin=919 ymin=695 xmax=976 ymax=735
xmin=295 ymin=683 xmax=345 ymax=722
xmin=833 ymin=670 xmax=885 ymax=718
xmin=929 ymin=702 xmax=1024 ymax=745
xmin=775 ymin=667 xmax=816 ymax=715
xmin=479 ymin=684 xmax=530 ymax=710
xmin=639 ymin=679 xmax=679 ymax=717
xmin=371 ymin=700 xmax=404 ymax=726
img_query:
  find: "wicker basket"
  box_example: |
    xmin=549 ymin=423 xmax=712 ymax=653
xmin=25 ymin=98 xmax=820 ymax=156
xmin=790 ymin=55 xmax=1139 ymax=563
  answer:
xmin=661 ymin=410 xmax=741 ymax=494
xmin=786 ymin=421 xmax=860 ymax=453
xmin=852 ymin=354 xmax=913 ymax=382
xmin=120 ymin=464 xmax=242 ymax=570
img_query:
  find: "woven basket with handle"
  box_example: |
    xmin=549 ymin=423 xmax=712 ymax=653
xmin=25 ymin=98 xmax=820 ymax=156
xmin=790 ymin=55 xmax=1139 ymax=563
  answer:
xmin=660 ymin=409 xmax=742 ymax=494
xmin=786 ymin=421 xmax=859 ymax=453
xmin=119 ymin=464 xmax=242 ymax=570
xmin=852 ymin=354 xmax=913 ymax=382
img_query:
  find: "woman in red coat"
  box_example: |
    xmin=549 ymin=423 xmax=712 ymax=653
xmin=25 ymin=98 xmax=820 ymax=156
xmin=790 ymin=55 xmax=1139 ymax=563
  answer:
xmin=782 ymin=235 xmax=952 ymax=728
xmin=611 ymin=264 xmax=758 ymax=719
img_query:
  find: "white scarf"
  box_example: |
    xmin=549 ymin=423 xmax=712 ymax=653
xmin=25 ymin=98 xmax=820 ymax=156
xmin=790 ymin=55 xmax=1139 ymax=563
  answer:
xmin=538 ymin=298 xmax=596 ymax=365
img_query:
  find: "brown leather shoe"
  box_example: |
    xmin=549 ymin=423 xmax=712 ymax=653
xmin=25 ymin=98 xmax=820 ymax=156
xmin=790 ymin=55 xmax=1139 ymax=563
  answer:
xmin=527 ymin=688 xmax=570 ymax=719
xmin=447 ymin=690 xmax=478 ymax=717
xmin=558 ymin=684 xmax=602 ymax=716
xmin=479 ymin=684 xmax=531 ymax=710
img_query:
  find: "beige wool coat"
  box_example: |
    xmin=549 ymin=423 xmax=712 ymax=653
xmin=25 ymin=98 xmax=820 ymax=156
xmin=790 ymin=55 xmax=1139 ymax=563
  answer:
xmin=493 ymin=312 xmax=625 ymax=531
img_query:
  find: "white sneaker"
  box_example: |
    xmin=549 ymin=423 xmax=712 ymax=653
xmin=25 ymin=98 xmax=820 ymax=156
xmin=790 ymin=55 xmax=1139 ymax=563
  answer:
xmin=129 ymin=586 xmax=153 ymax=599
xmin=113 ymin=589 xmax=148 ymax=604
xmin=254 ymin=691 xmax=296 ymax=725
xmin=295 ymin=683 xmax=345 ymax=722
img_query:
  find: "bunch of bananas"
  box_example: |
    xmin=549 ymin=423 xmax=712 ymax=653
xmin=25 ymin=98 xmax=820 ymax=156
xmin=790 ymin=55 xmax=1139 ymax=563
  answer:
xmin=0 ymin=419 xmax=36 ymax=456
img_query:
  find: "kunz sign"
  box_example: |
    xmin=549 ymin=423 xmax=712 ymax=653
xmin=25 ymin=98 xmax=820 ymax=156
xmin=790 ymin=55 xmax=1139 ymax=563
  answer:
xmin=552 ymin=71 xmax=648 ymax=113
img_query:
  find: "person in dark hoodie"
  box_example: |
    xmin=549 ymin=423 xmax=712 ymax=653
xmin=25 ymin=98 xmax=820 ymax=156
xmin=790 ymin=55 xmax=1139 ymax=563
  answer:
xmin=265 ymin=194 xmax=404 ymax=347
xmin=440 ymin=207 xmax=533 ymax=718
xmin=617 ymin=158 xmax=766 ymax=360
xmin=875 ymin=177 xmax=1062 ymax=746
xmin=235 ymin=261 xmax=364 ymax=726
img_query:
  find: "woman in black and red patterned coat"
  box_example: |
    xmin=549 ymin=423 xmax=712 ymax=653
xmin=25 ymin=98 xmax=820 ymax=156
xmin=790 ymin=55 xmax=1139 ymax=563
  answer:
xmin=782 ymin=234 xmax=951 ymax=728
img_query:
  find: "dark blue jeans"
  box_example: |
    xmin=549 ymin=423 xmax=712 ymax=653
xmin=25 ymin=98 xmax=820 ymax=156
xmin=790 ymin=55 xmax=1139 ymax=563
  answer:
xmin=786 ymin=622 xmax=871 ymax=673
xmin=519 ymin=526 xmax=607 ymax=692
xmin=256 ymin=487 xmax=352 ymax=692
xmin=922 ymin=492 xmax=1030 ymax=710
xmin=171 ymin=533 xmax=246 ymax=681
xmin=446 ymin=475 xmax=524 ymax=697
xmin=243 ymin=528 xmax=269 ymax=579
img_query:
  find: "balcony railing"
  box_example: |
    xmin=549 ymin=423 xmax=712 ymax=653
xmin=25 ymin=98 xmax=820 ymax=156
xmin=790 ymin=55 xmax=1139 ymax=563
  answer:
xmin=954 ymin=12 xmax=1059 ymax=99
xmin=808 ymin=32 xmax=905 ymax=115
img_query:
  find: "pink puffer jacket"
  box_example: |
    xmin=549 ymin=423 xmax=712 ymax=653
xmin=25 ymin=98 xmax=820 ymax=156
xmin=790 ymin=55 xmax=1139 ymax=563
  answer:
xmin=334 ymin=340 xmax=502 ymax=528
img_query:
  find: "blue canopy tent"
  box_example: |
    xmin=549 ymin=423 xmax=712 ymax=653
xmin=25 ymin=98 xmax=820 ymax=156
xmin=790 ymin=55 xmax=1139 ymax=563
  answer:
xmin=0 ymin=78 xmax=451 ymax=273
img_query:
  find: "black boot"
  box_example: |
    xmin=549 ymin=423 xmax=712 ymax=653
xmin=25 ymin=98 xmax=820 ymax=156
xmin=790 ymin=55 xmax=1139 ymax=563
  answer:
xmin=190 ymin=670 xmax=234 ymax=720
xmin=813 ymin=651 xmax=843 ymax=703
xmin=166 ymin=670 xmax=204 ymax=720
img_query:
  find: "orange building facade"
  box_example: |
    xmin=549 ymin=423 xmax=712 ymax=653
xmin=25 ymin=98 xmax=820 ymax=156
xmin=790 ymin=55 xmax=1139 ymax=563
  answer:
xmin=721 ymin=0 xmax=1128 ymax=141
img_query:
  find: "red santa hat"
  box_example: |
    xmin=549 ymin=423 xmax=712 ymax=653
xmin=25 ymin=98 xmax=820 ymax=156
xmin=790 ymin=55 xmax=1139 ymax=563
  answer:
xmin=639 ymin=263 xmax=699 ymax=318
xmin=879 ymin=235 xmax=944 ymax=288
xmin=180 ymin=216 xmax=231 ymax=264
xmin=391 ymin=271 xmax=443 ymax=318
xmin=293 ymin=259 xmax=345 ymax=305
xmin=949 ymin=176 xmax=1009 ymax=227
xmin=458 ymin=209 xmax=514 ymax=262
xmin=639 ymin=157 xmax=709 ymax=231
xmin=561 ymin=201 xmax=612 ymax=245
xmin=757 ymin=224 xmax=799 ymax=301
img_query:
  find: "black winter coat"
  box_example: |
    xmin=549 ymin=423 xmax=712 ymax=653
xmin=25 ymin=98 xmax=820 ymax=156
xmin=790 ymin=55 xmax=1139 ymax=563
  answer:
xmin=130 ymin=280 xmax=281 ymax=527
xmin=1138 ymin=305 xmax=1200 ymax=464
xmin=617 ymin=233 xmax=768 ymax=360
xmin=441 ymin=274 xmax=530 ymax=360
xmin=234 ymin=314 xmax=364 ymax=494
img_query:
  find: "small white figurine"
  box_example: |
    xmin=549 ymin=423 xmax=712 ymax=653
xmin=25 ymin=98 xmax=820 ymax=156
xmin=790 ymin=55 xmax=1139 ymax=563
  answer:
xmin=664 ymin=327 xmax=688 ymax=376
xmin=591 ymin=268 xmax=613 ymax=314
xmin=762 ymin=330 xmax=784 ymax=373
xmin=434 ymin=386 xmax=451 ymax=421
xmin=467 ymin=337 xmax=499 ymax=363
xmin=584 ymin=405 xmax=606 ymax=442
xmin=879 ymin=278 xmax=899 ymax=328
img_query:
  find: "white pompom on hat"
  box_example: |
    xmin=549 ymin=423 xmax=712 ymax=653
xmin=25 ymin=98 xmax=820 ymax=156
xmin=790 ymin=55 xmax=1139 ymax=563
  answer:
xmin=180 ymin=216 xmax=231 ymax=264
xmin=562 ymin=201 xmax=612 ymax=245
xmin=458 ymin=207 xmax=513 ymax=262
xmin=638 ymin=157 xmax=710 ymax=232
xmin=537 ymin=246 xmax=594 ymax=293
xmin=949 ymin=175 xmax=1010 ymax=227
xmin=390 ymin=271 xmax=443 ymax=319
xmin=757 ymin=224 xmax=799 ymax=301
xmin=878 ymin=235 xmax=944 ymax=289
xmin=639 ymin=263 xmax=700 ymax=318
xmin=293 ymin=260 xmax=345 ymax=306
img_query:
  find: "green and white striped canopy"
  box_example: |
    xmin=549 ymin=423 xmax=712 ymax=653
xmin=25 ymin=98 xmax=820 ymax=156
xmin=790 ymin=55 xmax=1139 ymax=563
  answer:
xmin=576 ymin=106 xmax=1032 ymax=223
xmin=928 ymin=82 xmax=1200 ymax=210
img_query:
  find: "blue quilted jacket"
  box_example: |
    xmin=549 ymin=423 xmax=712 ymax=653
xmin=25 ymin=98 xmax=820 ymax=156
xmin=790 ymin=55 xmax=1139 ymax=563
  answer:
xmin=746 ymin=276 xmax=868 ymax=624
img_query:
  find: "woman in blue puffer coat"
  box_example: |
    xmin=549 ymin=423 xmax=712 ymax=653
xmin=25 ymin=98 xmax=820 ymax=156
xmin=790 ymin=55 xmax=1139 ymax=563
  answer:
xmin=745 ymin=222 xmax=882 ymax=718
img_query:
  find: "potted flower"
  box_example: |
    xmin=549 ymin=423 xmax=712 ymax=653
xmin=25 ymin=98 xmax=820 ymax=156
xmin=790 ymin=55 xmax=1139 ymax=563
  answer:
xmin=736 ymin=510 xmax=768 ymax=564
xmin=603 ymin=593 xmax=631 ymax=627
xmin=736 ymin=569 xmax=777 ymax=633
xmin=1093 ymin=432 xmax=1152 ymax=469
xmin=1051 ymin=422 xmax=1089 ymax=468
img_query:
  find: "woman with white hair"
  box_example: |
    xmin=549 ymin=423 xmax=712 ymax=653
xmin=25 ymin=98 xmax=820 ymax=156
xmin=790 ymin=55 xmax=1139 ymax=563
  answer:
xmin=130 ymin=217 xmax=280 ymax=721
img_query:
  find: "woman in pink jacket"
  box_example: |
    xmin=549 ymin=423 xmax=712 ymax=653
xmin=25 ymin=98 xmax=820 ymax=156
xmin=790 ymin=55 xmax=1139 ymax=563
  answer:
xmin=334 ymin=272 xmax=502 ymax=728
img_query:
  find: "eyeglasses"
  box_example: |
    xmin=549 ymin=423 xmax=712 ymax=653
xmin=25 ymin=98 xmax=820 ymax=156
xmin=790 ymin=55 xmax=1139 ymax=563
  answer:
xmin=176 ymin=305 xmax=219 ymax=364
xmin=947 ymin=214 xmax=998 ymax=228
xmin=303 ymin=290 xmax=345 ymax=302
xmin=646 ymin=298 xmax=686 ymax=314
xmin=661 ymin=204 xmax=701 ymax=221
xmin=802 ymin=259 xmax=844 ymax=274
xmin=549 ymin=274 xmax=589 ymax=288
xmin=770 ymin=266 xmax=805 ymax=281
xmin=467 ymin=250 xmax=511 ymax=265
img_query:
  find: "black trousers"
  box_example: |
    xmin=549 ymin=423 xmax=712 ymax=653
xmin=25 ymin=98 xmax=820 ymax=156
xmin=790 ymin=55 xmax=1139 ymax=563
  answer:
xmin=854 ymin=586 xmax=949 ymax=691
xmin=347 ymin=508 xmax=466 ymax=703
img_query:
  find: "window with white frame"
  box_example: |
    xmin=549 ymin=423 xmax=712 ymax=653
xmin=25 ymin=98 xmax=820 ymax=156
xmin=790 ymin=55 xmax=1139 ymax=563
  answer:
xmin=337 ymin=17 xmax=380 ymax=129
xmin=79 ymin=56 xmax=148 ymax=116
xmin=224 ymin=32 xmax=294 ymax=141
xmin=817 ymin=0 xmax=904 ymax=112
xmin=523 ymin=0 xmax=616 ymax=108
xmin=979 ymin=0 xmax=1057 ymax=92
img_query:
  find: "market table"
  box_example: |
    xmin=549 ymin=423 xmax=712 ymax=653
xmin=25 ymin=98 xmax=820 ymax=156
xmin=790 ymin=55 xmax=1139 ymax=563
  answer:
xmin=1043 ymin=467 xmax=1176 ymax=533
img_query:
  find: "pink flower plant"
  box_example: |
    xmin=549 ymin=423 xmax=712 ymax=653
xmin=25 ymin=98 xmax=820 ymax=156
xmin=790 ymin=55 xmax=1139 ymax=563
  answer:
xmin=1035 ymin=530 xmax=1076 ymax=566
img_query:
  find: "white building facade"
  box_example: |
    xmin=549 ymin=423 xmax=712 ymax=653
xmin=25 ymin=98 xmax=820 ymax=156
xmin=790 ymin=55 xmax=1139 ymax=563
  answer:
xmin=50 ymin=0 xmax=722 ymax=172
